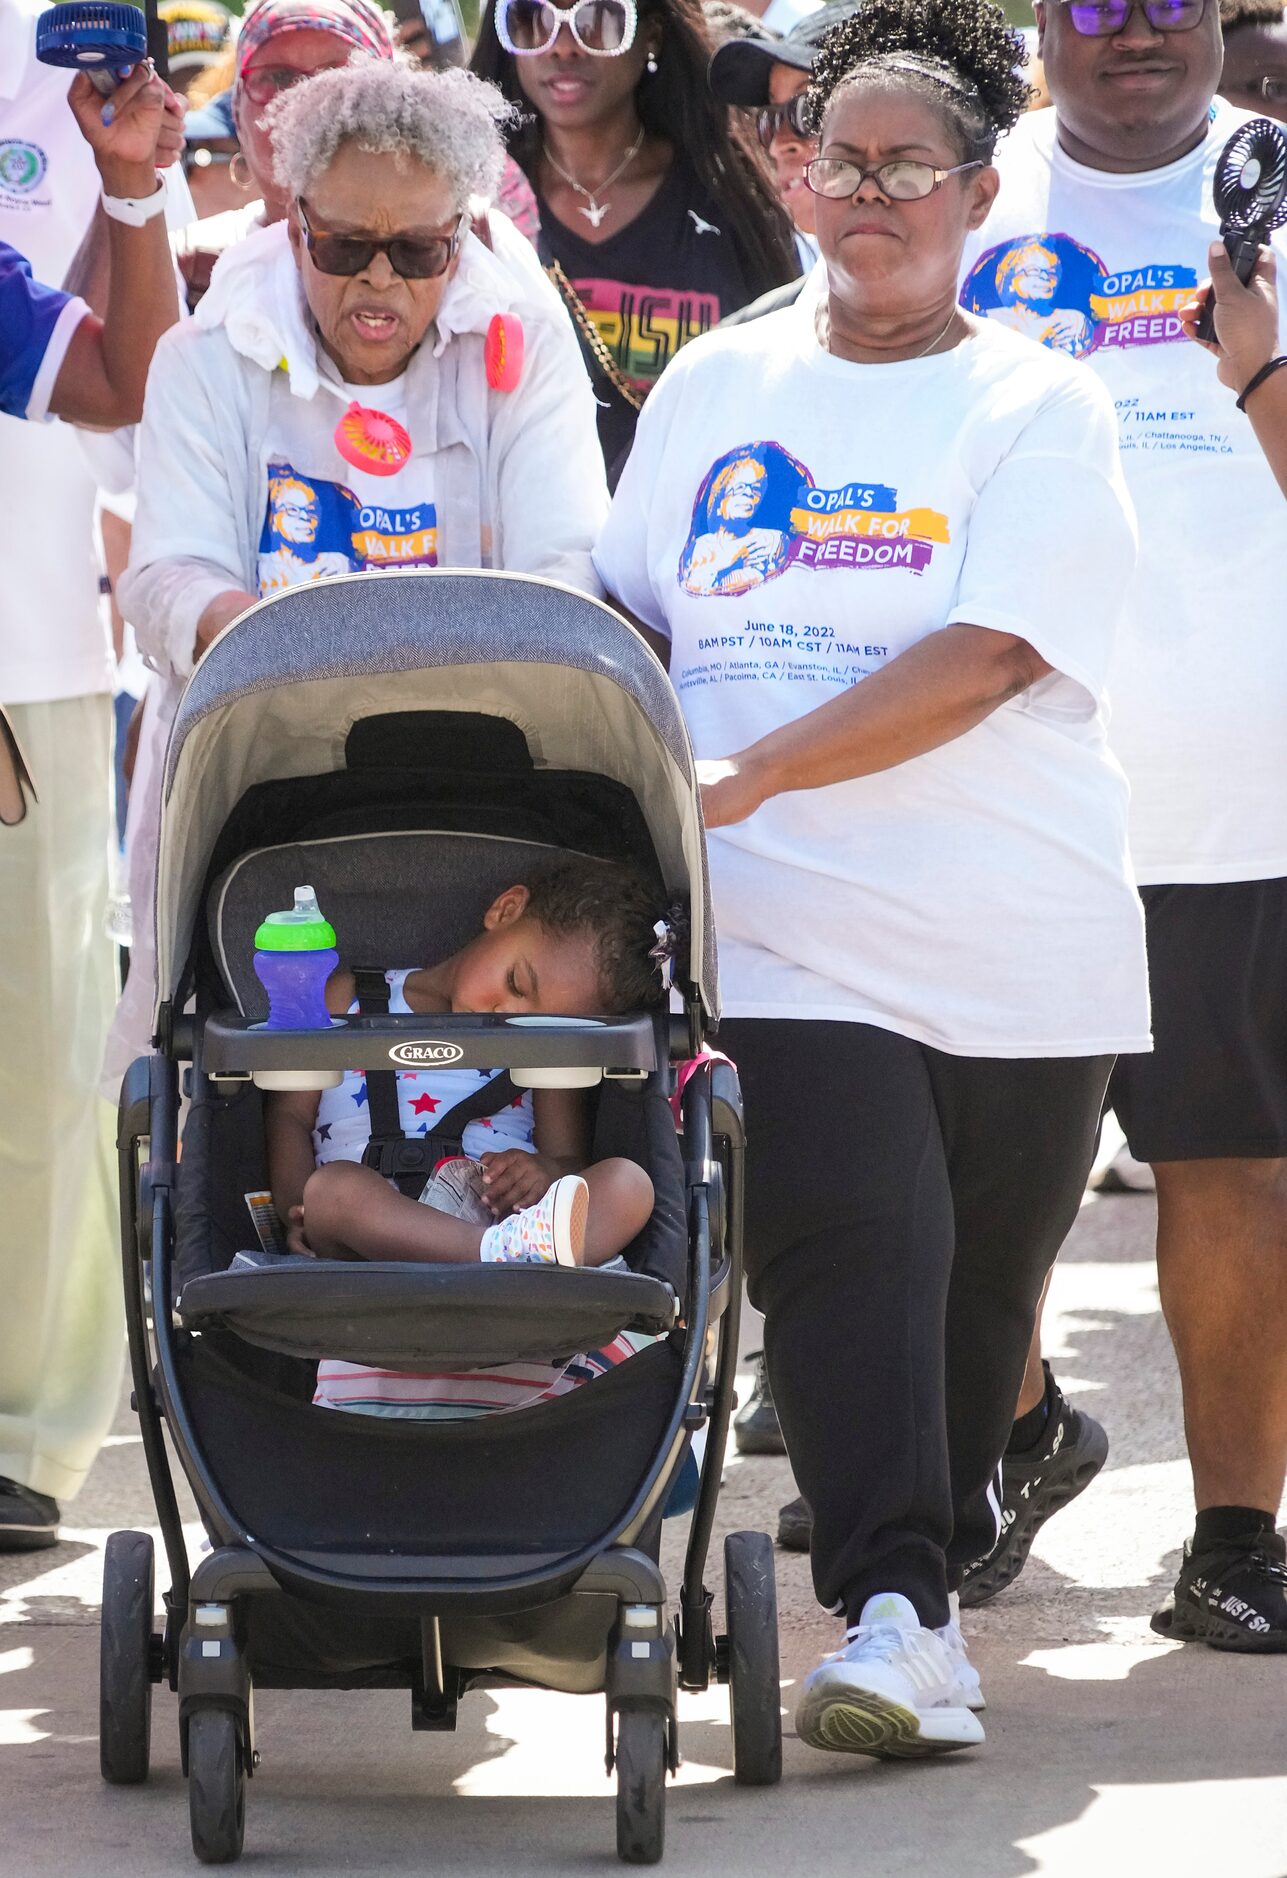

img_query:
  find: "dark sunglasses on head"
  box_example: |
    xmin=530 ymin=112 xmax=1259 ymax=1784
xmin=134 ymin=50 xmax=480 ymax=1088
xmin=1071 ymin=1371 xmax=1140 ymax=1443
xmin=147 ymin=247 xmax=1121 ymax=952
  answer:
xmin=494 ymin=0 xmax=637 ymax=55
xmin=297 ymin=201 xmax=463 ymax=280
xmin=755 ymin=94 xmax=813 ymax=149
xmin=1056 ymin=0 xmax=1207 ymax=35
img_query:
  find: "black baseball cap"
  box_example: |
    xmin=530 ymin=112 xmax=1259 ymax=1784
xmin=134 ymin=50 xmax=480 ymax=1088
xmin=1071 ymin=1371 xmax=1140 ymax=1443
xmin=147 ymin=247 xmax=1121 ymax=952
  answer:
xmin=709 ymin=2 xmax=856 ymax=107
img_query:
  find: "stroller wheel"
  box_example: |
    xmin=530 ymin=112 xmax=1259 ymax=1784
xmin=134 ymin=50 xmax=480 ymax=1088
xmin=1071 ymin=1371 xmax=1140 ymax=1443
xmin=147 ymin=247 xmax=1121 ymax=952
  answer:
xmin=188 ymin=1708 xmax=246 ymax=1865
xmin=724 ymin=1531 xmax=782 ymax=1787
xmin=615 ymin=1708 xmax=667 ymax=1865
xmin=100 ymin=1530 xmax=155 ymax=1785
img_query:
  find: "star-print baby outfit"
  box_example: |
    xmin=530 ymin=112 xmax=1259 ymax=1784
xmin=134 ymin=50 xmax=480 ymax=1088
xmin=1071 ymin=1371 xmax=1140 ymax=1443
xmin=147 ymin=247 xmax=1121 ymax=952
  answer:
xmin=311 ymin=970 xmax=649 ymax=1419
xmin=310 ymin=969 xmax=535 ymax=1171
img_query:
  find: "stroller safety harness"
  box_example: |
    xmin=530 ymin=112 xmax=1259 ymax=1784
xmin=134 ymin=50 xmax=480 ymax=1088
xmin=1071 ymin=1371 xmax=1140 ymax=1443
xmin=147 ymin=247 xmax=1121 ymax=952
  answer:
xmin=351 ymin=967 xmax=518 ymax=1197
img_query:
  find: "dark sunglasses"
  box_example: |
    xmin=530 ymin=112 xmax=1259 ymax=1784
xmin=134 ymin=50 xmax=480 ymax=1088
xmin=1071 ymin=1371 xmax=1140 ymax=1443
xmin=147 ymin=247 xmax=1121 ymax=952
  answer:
xmin=1055 ymin=0 xmax=1207 ymax=35
xmin=297 ymin=201 xmax=462 ymax=280
xmin=755 ymin=94 xmax=813 ymax=150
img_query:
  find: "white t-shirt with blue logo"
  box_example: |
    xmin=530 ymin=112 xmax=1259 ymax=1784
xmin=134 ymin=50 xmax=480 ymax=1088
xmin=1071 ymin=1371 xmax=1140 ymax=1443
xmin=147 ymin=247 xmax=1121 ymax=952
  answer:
xmin=594 ymin=305 xmax=1150 ymax=1058
xmin=960 ymin=103 xmax=1287 ymax=886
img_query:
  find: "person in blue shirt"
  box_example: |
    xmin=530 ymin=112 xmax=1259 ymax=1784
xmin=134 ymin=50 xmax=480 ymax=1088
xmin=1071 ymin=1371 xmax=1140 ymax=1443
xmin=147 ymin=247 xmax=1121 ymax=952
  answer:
xmin=1 ymin=61 xmax=181 ymax=428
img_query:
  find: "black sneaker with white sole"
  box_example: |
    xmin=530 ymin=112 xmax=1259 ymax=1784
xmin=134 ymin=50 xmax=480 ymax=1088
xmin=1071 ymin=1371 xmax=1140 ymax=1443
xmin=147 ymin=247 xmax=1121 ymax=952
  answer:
xmin=770 ymin=1373 xmax=1108 ymax=1585
xmin=1151 ymin=1528 xmax=1287 ymax=1652
xmin=0 ymin=1477 xmax=59 ymax=1551
xmin=958 ymin=1380 xmax=1109 ymax=1609
xmin=734 ymin=1351 xmax=786 ymax=1456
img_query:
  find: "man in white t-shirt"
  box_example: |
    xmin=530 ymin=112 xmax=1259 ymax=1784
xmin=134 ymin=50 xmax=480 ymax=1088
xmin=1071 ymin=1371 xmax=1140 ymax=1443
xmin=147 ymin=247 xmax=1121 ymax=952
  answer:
xmin=0 ymin=0 xmax=176 ymax=1549
xmin=958 ymin=0 xmax=1287 ymax=1649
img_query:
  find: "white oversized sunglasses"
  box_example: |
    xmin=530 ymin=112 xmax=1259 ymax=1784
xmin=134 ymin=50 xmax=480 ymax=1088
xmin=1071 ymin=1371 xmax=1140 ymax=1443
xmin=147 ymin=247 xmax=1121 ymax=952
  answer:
xmin=495 ymin=0 xmax=638 ymax=55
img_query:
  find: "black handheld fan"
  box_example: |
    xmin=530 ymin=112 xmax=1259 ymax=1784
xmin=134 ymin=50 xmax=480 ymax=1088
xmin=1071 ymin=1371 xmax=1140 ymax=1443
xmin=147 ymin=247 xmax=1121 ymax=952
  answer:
xmin=1195 ymin=117 xmax=1287 ymax=341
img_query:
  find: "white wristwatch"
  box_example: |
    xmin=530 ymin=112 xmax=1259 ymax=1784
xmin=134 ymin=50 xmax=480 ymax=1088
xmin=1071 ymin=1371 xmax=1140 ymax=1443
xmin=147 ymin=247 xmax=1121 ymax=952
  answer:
xmin=101 ymin=175 xmax=167 ymax=226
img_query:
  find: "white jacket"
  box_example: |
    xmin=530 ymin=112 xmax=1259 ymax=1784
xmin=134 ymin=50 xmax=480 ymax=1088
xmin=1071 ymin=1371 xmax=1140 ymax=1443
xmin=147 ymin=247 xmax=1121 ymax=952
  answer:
xmin=119 ymin=207 xmax=608 ymax=678
xmin=104 ymin=208 xmax=608 ymax=1100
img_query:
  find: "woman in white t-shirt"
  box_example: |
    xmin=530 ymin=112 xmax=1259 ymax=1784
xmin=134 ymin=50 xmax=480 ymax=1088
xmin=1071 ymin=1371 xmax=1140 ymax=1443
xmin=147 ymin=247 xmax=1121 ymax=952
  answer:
xmin=105 ymin=57 xmax=607 ymax=1091
xmin=595 ymin=0 xmax=1149 ymax=1765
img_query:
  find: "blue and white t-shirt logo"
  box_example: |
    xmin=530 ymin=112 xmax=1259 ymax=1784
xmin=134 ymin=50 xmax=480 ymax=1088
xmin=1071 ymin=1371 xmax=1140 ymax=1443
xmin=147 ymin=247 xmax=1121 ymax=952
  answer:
xmin=0 ymin=141 xmax=48 ymax=195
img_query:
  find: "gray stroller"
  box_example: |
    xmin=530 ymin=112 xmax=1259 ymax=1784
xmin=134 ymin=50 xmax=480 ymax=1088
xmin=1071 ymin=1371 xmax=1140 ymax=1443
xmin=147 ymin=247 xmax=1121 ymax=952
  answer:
xmin=107 ymin=571 xmax=781 ymax=1865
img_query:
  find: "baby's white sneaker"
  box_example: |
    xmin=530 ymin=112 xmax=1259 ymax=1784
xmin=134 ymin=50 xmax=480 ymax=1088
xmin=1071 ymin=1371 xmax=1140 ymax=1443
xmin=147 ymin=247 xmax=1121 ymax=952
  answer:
xmin=795 ymin=1592 xmax=986 ymax=1758
xmin=478 ymin=1175 xmax=588 ymax=1267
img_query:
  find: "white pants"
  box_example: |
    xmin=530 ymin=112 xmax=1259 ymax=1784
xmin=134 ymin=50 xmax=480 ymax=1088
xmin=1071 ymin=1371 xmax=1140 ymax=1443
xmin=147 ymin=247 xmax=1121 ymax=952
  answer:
xmin=0 ymin=696 xmax=123 ymax=1502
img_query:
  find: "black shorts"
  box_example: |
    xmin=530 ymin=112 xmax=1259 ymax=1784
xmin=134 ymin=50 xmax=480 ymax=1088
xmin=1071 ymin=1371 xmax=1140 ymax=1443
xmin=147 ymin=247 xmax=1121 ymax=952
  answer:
xmin=1108 ymin=877 xmax=1287 ymax=1162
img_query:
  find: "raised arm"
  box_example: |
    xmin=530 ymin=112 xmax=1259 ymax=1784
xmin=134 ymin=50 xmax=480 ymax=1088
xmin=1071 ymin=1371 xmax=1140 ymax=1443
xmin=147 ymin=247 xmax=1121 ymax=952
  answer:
xmin=47 ymin=67 xmax=182 ymax=429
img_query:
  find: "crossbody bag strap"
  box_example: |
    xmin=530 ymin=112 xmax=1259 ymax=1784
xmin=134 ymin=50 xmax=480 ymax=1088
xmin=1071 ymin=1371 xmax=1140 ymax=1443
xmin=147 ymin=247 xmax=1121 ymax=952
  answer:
xmin=545 ymin=259 xmax=645 ymax=413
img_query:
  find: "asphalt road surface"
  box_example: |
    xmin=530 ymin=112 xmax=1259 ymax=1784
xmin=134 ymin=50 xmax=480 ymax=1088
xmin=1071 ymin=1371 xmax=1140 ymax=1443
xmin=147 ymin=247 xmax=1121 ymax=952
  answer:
xmin=2 ymin=1184 xmax=1285 ymax=1877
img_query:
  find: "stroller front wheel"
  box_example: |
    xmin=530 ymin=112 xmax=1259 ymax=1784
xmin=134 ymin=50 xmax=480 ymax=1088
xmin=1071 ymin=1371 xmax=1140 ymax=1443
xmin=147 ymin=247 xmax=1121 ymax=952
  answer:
xmin=100 ymin=1529 xmax=156 ymax=1785
xmin=615 ymin=1708 xmax=667 ymax=1865
xmin=188 ymin=1708 xmax=246 ymax=1865
xmin=723 ymin=1530 xmax=783 ymax=1787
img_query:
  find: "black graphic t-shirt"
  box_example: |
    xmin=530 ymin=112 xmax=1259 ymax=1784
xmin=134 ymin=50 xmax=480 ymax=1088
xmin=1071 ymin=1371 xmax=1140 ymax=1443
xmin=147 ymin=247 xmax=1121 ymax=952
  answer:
xmin=537 ymin=160 xmax=768 ymax=478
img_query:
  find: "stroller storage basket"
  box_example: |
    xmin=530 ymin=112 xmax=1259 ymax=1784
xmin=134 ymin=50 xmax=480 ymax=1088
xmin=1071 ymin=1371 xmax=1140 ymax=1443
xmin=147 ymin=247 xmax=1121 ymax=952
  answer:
xmin=179 ymin=1262 xmax=678 ymax=1367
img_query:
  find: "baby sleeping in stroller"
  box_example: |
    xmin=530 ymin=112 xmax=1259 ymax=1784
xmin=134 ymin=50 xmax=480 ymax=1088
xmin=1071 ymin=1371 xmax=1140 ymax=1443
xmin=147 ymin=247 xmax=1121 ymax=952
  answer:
xmin=263 ymin=857 xmax=674 ymax=1419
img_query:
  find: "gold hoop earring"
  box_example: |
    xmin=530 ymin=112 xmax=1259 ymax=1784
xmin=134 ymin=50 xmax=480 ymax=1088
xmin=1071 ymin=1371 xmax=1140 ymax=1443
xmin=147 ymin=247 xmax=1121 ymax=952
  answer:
xmin=229 ymin=151 xmax=251 ymax=192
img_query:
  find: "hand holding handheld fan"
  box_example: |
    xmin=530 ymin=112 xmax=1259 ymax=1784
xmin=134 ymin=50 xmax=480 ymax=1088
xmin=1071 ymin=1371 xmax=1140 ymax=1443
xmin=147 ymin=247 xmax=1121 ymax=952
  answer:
xmin=1195 ymin=117 xmax=1287 ymax=343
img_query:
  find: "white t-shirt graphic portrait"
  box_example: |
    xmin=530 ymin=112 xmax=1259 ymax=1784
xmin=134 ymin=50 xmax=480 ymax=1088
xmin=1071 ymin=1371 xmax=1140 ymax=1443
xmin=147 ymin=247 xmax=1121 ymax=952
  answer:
xmin=255 ymin=372 xmax=438 ymax=595
xmin=595 ymin=308 xmax=1150 ymax=1059
xmin=960 ymin=103 xmax=1287 ymax=886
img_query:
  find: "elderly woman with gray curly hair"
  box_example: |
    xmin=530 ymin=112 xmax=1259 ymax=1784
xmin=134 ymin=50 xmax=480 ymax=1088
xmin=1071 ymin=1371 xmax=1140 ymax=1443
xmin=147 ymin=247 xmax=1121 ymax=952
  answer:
xmin=122 ymin=58 xmax=605 ymax=644
xmin=105 ymin=57 xmax=607 ymax=1091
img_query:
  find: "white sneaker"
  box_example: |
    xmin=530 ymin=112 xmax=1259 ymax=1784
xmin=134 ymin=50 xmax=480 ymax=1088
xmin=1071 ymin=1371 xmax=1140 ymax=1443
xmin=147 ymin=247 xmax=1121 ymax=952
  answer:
xmin=478 ymin=1175 xmax=588 ymax=1267
xmin=795 ymin=1592 xmax=986 ymax=1758
xmin=419 ymin=1156 xmax=491 ymax=1226
xmin=936 ymin=1594 xmax=985 ymax=1713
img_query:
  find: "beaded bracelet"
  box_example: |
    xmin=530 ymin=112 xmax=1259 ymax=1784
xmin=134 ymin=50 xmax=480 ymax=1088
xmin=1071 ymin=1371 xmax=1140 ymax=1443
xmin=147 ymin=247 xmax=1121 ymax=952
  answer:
xmin=1236 ymin=355 xmax=1287 ymax=413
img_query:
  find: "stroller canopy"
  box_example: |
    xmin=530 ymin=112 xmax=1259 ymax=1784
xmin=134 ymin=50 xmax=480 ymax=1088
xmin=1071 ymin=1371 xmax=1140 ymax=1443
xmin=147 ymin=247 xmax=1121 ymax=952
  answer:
xmin=154 ymin=571 xmax=718 ymax=1023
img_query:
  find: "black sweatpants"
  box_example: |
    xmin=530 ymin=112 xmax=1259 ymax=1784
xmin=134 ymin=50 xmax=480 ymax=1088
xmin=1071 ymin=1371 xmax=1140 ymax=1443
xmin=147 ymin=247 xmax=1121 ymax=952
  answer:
xmin=718 ymin=1018 xmax=1113 ymax=1631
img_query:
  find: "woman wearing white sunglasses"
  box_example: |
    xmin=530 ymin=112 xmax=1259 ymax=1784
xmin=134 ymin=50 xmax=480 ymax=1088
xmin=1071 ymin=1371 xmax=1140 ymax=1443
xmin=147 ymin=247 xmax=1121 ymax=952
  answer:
xmin=473 ymin=0 xmax=799 ymax=480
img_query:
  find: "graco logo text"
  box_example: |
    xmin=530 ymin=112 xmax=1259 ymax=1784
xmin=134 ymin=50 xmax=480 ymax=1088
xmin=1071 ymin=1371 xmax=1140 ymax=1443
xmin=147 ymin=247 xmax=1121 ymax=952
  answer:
xmin=388 ymin=1040 xmax=465 ymax=1067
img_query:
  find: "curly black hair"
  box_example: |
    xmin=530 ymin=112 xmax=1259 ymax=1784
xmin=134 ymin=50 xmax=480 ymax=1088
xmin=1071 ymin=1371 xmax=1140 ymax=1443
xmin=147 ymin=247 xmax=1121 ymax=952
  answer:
xmin=523 ymin=858 xmax=683 ymax=1013
xmin=803 ymin=0 xmax=1030 ymax=161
